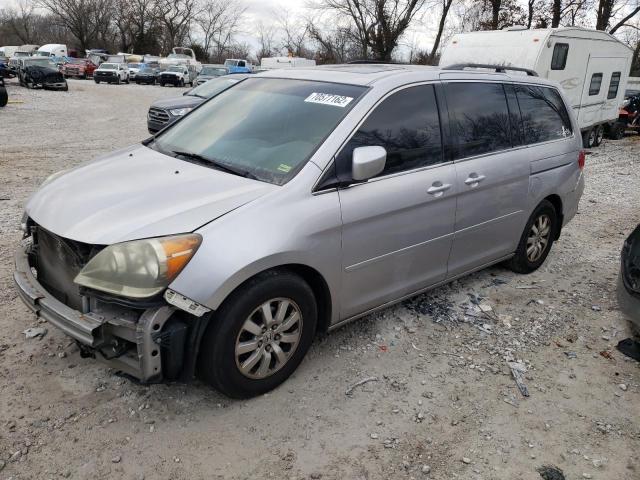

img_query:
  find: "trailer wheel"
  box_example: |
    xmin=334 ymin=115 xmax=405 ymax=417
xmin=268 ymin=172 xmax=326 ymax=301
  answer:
xmin=582 ymin=128 xmax=597 ymax=148
xmin=593 ymin=125 xmax=604 ymax=146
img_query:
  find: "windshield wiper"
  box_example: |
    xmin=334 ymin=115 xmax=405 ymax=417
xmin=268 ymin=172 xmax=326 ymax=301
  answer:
xmin=188 ymin=93 xmax=206 ymax=99
xmin=171 ymin=150 xmax=259 ymax=180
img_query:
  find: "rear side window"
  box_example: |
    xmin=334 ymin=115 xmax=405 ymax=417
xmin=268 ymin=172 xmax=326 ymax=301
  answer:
xmin=337 ymin=84 xmax=443 ymax=177
xmin=589 ymin=73 xmax=603 ymax=95
xmin=551 ymin=43 xmax=569 ymax=70
xmin=444 ymin=82 xmax=511 ymax=159
xmin=515 ymin=85 xmax=573 ymax=144
xmin=608 ymin=72 xmax=621 ymax=99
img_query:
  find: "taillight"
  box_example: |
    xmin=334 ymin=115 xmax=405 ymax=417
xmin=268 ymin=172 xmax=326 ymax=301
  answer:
xmin=578 ymin=150 xmax=585 ymax=170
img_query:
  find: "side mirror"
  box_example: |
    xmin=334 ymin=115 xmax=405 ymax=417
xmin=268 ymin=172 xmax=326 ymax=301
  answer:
xmin=352 ymin=146 xmax=386 ymax=181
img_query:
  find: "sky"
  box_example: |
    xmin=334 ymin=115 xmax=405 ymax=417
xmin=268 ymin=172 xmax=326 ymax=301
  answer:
xmin=0 ymin=0 xmax=440 ymax=58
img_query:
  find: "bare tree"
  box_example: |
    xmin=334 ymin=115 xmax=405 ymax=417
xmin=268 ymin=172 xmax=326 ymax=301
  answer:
xmin=428 ymin=0 xmax=455 ymax=62
xmin=38 ymin=0 xmax=112 ymax=51
xmin=7 ymin=0 xmax=38 ymax=43
xmin=278 ymin=11 xmax=312 ymax=57
xmin=316 ymin=0 xmax=427 ymax=61
xmin=196 ymin=0 xmax=245 ymax=61
xmin=256 ymin=21 xmax=277 ymax=61
xmin=155 ymin=0 xmax=199 ymax=52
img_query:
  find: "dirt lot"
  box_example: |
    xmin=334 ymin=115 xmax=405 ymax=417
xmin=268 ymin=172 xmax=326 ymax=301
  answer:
xmin=0 ymin=78 xmax=639 ymax=480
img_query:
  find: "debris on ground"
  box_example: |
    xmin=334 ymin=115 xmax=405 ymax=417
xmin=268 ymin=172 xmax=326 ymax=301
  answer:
xmin=537 ymin=465 xmax=566 ymax=480
xmin=345 ymin=376 xmax=378 ymax=396
xmin=508 ymin=361 xmax=530 ymax=397
xmin=23 ymin=327 xmax=47 ymax=339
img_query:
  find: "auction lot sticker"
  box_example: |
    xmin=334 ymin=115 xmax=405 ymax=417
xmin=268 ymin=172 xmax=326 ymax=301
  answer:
xmin=305 ymin=92 xmax=354 ymax=107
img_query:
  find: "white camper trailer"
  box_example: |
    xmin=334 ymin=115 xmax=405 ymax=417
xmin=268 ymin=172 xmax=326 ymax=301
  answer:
xmin=440 ymin=27 xmax=633 ymax=147
xmin=260 ymin=56 xmax=316 ymax=70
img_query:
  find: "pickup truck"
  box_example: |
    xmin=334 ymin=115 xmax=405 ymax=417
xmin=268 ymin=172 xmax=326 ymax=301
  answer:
xmin=94 ymin=63 xmax=130 ymax=84
xmin=61 ymin=58 xmax=97 ymax=79
xmin=159 ymin=65 xmax=193 ymax=87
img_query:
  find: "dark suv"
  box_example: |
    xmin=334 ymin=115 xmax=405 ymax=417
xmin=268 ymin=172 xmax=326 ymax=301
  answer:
xmin=147 ymin=74 xmax=249 ymax=133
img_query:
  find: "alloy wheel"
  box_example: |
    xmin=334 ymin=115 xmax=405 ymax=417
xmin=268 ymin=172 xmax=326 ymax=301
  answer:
xmin=526 ymin=214 xmax=551 ymax=262
xmin=235 ymin=298 xmax=303 ymax=379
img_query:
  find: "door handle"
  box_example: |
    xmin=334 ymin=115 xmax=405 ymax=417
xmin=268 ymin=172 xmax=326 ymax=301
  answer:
xmin=464 ymin=174 xmax=486 ymax=186
xmin=427 ymin=182 xmax=451 ymax=197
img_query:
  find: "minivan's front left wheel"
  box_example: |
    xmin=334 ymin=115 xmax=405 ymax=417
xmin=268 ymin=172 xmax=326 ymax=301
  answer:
xmin=507 ymin=200 xmax=558 ymax=274
xmin=198 ymin=271 xmax=317 ymax=398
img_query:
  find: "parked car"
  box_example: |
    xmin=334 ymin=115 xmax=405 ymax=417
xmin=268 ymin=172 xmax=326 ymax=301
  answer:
xmin=94 ymin=63 xmax=129 ymax=84
xmin=440 ymin=27 xmax=633 ymax=148
xmin=35 ymin=44 xmax=68 ymax=58
xmin=223 ymin=58 xmax=253 ymax=73
xmin=128 ymin=62 xmax=143 ymax=80
xmin=159 ymin=65 xmax=193 ymax=87
xmin=61 ymin=58 xmax=97 ymax=79
xmin=136 ymin=65 xmax=160 ymax=85
xmin=18 ymin=57 xmax=68 ymax=90
xmin=195 ymin=64 xmax=228 ymax=85
xmin=147 ymin=74 xmax=249 ymax=133
xmin=618 ymin=224 xmax=640 ymax=335
xmin=0 ymin=60 xmax=13 ymax=78
xmin=0 ymin=77 xmax=7 ymax=107
xmin=14 ymin=64 xmax=584 ymax=398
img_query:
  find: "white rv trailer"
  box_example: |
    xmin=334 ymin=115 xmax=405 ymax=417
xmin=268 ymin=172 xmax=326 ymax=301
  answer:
xmin=260 ymin=56 xmax=316 ymax=69
xmin=440 ymin=27 xmax=633 ymax=147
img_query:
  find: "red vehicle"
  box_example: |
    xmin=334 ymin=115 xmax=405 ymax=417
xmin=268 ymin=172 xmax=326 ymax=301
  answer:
xmin=60 ymin=58 xmax=97 ymax=79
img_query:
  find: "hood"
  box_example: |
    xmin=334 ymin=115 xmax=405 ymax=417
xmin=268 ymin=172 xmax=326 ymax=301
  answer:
xmin=151 ymin=95 xmax=203 ymax=110
xmin=26 ymin=145 xmax=277 ymax=245
xmin=161 ymin=71 xmax=183 ymax=76
xmin=25 ymin=66 xmax=63 ymax=82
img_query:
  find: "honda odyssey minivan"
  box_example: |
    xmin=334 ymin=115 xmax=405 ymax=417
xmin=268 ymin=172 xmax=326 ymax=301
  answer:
xmin=15 ymin=64 xmax=585 ymax=398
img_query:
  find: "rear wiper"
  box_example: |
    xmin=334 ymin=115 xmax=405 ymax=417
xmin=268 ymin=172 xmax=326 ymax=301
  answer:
xmin=171 ymin=150 xmax=258 ymax=180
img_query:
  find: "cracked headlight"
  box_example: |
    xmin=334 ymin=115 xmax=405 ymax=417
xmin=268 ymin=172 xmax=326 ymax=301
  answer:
xmin=74 ymin=233 xmax=202 ymax=298
xmin=169 ymin=107 xmax=193 ymax=116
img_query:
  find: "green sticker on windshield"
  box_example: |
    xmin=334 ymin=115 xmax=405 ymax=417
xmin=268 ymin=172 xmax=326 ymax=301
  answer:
xmin=277 ymin=164 xmax=292 ymax=173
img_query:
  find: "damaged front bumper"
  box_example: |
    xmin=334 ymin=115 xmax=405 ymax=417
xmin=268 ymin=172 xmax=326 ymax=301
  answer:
xmin=14 ymin=243 xmax=192 ymax=382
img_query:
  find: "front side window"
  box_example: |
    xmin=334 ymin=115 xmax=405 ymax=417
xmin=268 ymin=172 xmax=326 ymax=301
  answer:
xmin=551 ymin=43 xmax=569 ymax=70
xmin=608 ymin=72 xmax=621 ymax=99
xmin=515 ymin=85 xmax=573 ymax=144
xmin=154 ymin=78 xmax=366 ymax=185
xmin=336 ymin=84 xmax=443 ymax=179
xmin=188 ymin=76 xmax=243 ymax=99
xmin=445 ymin=82 xmax=512 ymax=159
xmin=589 ymin=73 xmax=603 ymax=96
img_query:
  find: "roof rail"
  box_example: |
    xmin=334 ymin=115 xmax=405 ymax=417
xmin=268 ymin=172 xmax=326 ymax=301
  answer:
xmin=347 ymin=60 xmax=406 ymax=65
xmin=442 ymin=63 xmax=538 ymax=77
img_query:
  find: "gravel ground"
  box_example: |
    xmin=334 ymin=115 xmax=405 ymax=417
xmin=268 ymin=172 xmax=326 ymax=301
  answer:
xmin=0 ymin=78 xmax=639 ymax=480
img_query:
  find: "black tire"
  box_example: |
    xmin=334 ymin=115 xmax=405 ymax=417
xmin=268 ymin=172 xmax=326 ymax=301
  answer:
xmin=136 ymin=80 xmax=140 ymax=85
xmin=0 ymin=87 xmax=7 ymax=107
xmin=179 ymin=78 xmax=184 ymax=87
xmin=507 ymin=200 xmax=558 ymax=274
xmin=160 ymin=82 xmax=165 ymax=87
xmin=609 ymin=122 xmax=625 ymax=140
xmin=116 ymin=77 xmax=121 ymax=85
xmin=582 ymin=128 xmax=596 ymax=148
xmin=593 ymin=124 xmax=604 ymax=146
xmin=95 ymin=80 xmax=100 ymax=84
xmin=198 ymin=270 xmax=318 ymax=398
xmin=62 ymin=83 xmax=68 ymax=92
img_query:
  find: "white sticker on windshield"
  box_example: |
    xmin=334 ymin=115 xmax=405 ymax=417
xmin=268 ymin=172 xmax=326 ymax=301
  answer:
xmin=304 ymin=92 xmax=354 ymax=108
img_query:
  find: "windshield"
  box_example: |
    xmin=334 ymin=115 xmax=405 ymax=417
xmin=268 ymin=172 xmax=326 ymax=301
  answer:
xmin=168 ymin=66 xmax=184 ymax=72
xmin=128 ymin=63 xmax=141 ymax=69
xmin=224 ymin=59 xmax=238 ymax=67
xmin=154 ymin=78 xmax=366 ymax=185
xmin=25 ymin=58 xmax=55 ymax=68
xmin=100 ymin=63 xmax=117 ymax=70
xmin=188 ymin=76 xmax=243 ymax=98
xmin=201 ymin=66 xmax=226 ymax=76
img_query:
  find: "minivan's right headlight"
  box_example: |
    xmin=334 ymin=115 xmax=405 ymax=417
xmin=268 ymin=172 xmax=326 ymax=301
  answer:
xmin=74 ymin=234 xmax=201 ymax=298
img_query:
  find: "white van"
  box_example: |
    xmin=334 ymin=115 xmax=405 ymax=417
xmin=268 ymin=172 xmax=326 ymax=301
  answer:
xmin=0 ymin=46 xmax=19 ymax=59
xmin=440 ymin=27 xmax=633 ymax=147
xmin=36 ymin=44 xmax=68 ymax=58
xmin=260 ymin=56 xmax=316 ymax=70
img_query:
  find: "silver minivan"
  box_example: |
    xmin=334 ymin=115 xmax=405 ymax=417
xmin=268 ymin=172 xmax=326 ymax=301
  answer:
xmin=15 ymin=64 xmax=585 ymax=398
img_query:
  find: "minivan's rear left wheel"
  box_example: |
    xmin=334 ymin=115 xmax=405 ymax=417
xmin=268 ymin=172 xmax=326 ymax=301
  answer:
xmin=198 ymin=270 xmax=317 ymax=398
xmin=507 ymin=200 xmax=558 ymax=274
